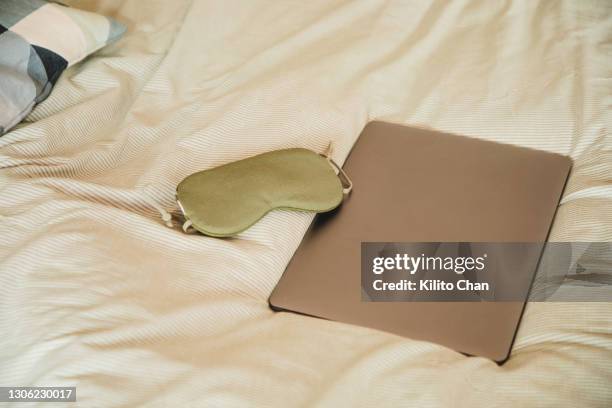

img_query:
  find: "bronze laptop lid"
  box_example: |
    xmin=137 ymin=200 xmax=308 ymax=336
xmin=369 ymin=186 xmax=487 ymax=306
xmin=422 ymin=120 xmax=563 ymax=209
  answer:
xmin=269 ymin=121 xmax=571 ymax=362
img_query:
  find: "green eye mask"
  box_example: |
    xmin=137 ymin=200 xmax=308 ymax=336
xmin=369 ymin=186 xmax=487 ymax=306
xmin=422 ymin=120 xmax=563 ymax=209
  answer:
xmin=173 ymin=147 xmax=351 ymax=237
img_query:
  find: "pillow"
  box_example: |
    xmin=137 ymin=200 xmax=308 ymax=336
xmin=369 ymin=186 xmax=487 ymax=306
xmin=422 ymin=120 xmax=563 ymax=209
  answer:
xmin=0 ymin=0 xmax=125 ymax=135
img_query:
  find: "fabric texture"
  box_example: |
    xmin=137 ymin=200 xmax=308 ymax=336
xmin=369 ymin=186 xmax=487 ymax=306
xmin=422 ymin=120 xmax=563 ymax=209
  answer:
xmin=0 ymin=0 xmax=611 ymax=407
xmin=0 ymin=0 xmax=125 ymax=135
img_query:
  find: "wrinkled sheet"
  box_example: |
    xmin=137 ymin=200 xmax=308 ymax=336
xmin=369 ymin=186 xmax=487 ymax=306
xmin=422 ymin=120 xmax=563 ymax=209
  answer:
xmin=1 ymin=0 xmax=611 ymax=406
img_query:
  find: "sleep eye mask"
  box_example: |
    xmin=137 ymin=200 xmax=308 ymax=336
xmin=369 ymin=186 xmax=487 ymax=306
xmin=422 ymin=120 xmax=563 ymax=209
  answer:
xmin=173 ymin=146 xmax=352 ymax=237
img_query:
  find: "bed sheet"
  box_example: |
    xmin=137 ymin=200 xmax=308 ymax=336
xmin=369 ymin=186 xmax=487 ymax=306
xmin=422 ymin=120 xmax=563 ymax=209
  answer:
xmin=1 ymin=0 xmax=611 ymax=406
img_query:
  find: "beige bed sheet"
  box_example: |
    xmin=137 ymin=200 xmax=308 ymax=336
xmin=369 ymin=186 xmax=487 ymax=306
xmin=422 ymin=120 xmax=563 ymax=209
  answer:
xmin=1 ymin=0 xmax=611 ymax=406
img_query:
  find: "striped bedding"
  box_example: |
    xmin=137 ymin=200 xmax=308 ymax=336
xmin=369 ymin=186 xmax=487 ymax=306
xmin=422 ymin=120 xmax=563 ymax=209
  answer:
xmin=0 ymin=0 xmax=610 ymax=406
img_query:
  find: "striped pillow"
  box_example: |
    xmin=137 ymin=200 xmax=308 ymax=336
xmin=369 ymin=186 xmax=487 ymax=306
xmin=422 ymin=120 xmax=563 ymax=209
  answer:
xmin=0 ymin=0 xmax=125 ymax=135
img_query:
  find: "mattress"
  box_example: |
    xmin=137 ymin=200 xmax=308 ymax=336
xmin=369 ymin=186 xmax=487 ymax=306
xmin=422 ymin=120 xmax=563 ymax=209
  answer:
xmin=0 ymin=0 xmax=610 ymax=406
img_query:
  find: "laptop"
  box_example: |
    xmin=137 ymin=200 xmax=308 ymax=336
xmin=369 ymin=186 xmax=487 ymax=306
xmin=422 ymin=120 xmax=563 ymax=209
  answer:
xmin=269 ymin=121 xmax=571 ymax=362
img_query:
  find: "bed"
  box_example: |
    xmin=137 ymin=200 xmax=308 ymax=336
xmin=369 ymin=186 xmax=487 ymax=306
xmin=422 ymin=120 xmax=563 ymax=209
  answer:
xmin=1 ymin=0 xmax=611 ymax=406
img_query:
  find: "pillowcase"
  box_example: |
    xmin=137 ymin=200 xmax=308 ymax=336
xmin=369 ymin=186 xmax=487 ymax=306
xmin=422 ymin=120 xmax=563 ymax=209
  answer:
xmin=0 ymin=0 xmax=125 ymax=135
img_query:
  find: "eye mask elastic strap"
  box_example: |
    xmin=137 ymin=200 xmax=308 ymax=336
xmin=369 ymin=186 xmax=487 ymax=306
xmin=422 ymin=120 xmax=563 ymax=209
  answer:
xmin=182 ymin=219 xmax=194 ymax=233
xmin=142 ymin=192 xmax=174 ymax=228
xmin=324 ymin=142 xmax=353 ymax=194
xmin=176 ymin=198 xmax=196 ymax=233
xmin=145 ymin=194 xmax=196 ymax=232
